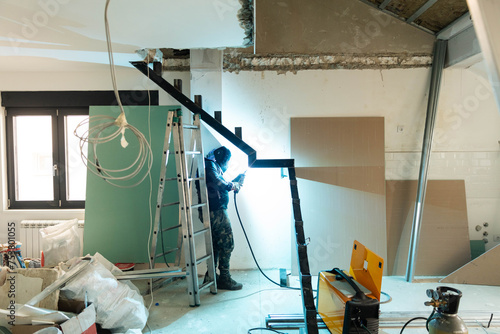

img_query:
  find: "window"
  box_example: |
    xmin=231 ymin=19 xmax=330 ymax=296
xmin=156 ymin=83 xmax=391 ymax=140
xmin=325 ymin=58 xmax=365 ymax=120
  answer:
xmin=6 ymin=108 xmax=88 ymax=209
xmin=2 ymin=90 xmax=160 ymax=209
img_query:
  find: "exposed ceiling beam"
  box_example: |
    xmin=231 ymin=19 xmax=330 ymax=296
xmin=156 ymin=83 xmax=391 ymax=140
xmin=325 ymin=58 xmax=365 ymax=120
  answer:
xmin=379 ymin=0 xmax=392 ymax=10
xmin=357 ymin=0 xmax=435 ymax=35
xmin=407 ymin=0 xmax=439 ymax=24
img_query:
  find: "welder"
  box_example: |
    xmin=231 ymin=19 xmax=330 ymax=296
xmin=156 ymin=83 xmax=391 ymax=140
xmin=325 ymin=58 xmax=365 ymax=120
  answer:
xmin=205 ymin=146 xmax=245 ymax=290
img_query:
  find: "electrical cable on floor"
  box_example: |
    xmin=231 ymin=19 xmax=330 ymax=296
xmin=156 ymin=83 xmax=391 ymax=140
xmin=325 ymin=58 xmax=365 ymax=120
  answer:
xmin=234 ymin=193 xmax=301 ymax=291
xmin=74 ymin=0 xmax=153 ymax=188
xmin=247 ymin=328 xmax=285 ymax=334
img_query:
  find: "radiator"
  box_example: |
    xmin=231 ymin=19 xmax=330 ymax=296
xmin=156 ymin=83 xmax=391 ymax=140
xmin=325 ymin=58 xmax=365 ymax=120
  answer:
xmin=19 ymin=220 xmax=85 ymax=259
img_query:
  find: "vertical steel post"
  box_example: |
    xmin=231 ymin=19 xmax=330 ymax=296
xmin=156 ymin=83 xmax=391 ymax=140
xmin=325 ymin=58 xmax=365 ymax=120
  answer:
xmin=406 ymin=39 xmax=447 ymax=282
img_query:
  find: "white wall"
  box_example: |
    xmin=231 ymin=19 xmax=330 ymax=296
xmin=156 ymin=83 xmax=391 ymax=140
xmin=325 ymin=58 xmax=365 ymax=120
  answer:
xmin=2 ymin=61 xmax=499 ymax=270
xmin=222 ymin=63 xmax=500 ymax=271
xmin=0 ymin=65 xmax=191 ymax=245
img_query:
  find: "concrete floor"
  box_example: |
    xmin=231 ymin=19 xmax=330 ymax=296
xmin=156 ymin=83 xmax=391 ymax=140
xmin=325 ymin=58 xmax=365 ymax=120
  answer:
xmin=137 ymin=271 xmax=500 ymax=334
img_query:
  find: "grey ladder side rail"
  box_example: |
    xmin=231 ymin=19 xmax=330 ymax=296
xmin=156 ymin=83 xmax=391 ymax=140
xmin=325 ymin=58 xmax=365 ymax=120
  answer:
xmin=176 ymin=111 xmax=217 ymax=306
xmin=149 ymin=109 xmax=217 ymax=306
xmin=150 ymin=110 xmax=181 ymax=269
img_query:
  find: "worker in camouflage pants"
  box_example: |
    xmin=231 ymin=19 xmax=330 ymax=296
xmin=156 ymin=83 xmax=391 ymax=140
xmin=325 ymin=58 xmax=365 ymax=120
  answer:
xmin=205 ymin=146 xmax=243 ymax=290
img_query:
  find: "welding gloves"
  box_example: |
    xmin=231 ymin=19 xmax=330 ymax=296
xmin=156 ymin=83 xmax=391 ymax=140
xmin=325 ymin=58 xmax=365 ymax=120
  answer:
xmin=232 ymin=182 xmax=242 ymax=192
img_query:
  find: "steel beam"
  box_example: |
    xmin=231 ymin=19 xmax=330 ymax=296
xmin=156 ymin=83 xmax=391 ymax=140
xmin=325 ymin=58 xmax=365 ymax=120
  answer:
xmin=356 ymin=0 xmax=435 ymax=35
xmin=437 ymin=12 xmax=473 ymax=40
xmin=445 ymin=25 xmax=481 ymax=68
xmin=131 ymin=61 xmax=257 ymax=166
xmin=406 ymin=39 xmax=447 ymax=282
xmin=379 ymin=0 xmax=392 ymax=10
xmin=407 ymin=0 xmax=438 ymax=24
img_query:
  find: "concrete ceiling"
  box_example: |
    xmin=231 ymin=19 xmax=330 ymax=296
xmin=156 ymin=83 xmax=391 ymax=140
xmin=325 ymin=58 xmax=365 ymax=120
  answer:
xmin=0 ymin=0 xmax=248 ymax=72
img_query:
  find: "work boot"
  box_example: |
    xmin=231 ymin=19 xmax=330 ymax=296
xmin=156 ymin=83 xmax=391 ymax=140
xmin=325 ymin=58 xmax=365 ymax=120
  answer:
xmin=217 ymin=274 xmax=243 ymax=290
xmin=203 ymin=271 xmax=219 ymax=284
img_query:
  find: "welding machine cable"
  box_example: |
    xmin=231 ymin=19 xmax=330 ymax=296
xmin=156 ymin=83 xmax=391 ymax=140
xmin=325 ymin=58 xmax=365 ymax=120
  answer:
xmin=234 ymin=193 xmax=300 ymax=291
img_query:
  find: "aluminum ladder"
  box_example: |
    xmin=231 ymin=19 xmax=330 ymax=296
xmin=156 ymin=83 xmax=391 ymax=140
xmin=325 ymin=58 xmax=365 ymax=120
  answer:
xmin=150 ymin=109 xmax=217 ymax=306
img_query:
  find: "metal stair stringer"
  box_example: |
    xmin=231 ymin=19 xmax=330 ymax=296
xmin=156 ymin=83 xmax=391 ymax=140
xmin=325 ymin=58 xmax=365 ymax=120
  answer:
xmin=131 ymin=61 xmax=318 ymax=334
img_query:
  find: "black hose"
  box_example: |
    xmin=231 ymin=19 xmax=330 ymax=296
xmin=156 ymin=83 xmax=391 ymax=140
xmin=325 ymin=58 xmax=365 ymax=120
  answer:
xmin=234 ymin=192 xmax=300 ymax=291
xmin=400 ymin=317 xmax=428 ymax=334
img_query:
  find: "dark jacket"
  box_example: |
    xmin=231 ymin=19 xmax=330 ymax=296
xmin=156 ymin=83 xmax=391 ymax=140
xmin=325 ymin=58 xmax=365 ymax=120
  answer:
xmin=205 ymin=158 xmax=233 ymax=211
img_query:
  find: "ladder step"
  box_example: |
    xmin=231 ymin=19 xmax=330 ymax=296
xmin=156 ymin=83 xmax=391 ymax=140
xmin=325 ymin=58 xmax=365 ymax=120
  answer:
xmin=185 ymin=150 xmax=202 ymax=155
xmin=183 ymin=125 xmax=199 ymax=129
xmin=162 ymin=201 xmax=180 ymax=208
xmin=188 ymin=177 xmax=204 ymax=182
xmin=162 ymin=224 xmax=182 ymax=233
xmin=199 ymin=280 xmax=215 ymax=291
xmin=155 ymin=248 xmax=179 ymax=258
xmin=196 ymin=254 xmax=212 ymax=265
xmin=191 ymin=203 xmax=207 ymax=210
xmin=193 ymin=227 xmax=210 ymax=237
xmin=164 ymin=177 xmax=177 ymax=181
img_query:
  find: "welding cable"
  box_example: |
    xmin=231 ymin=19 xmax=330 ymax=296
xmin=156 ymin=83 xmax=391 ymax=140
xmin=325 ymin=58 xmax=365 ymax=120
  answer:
xmin=400 ymin=317 xmax=429 ymax=334
xmin=247 ymin=328 xmax=285 ymax=334
xmin=234 ymin=193 xmax=301 ymax=291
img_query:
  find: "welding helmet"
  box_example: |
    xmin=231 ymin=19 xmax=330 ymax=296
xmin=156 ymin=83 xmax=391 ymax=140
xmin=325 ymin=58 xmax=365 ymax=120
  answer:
xmin=214 ymin=146 xmax=231 ymax=172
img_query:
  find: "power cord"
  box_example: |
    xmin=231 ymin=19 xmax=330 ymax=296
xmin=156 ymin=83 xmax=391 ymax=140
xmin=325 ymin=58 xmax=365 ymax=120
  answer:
xmin=234 ymin=192 xmax=300 ymax=291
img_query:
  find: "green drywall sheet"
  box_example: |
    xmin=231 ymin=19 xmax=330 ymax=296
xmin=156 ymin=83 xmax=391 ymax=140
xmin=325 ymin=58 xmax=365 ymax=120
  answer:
xmin=83 ymin=105 xmax=180 ymax=263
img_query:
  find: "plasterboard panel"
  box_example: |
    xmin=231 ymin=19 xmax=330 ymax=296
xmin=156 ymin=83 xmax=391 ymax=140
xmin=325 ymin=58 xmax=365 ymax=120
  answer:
xmin=290 ymin=117 xmax=386 ymax=275
xmin=386 ymin=180 xmax=471 ymax=276
xmin=440 ymin=244 xmax=500 ymax=285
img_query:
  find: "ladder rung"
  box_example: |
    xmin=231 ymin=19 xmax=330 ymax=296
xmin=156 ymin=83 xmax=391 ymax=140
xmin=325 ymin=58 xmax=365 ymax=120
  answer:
xmin=162 ymin=201 xmax=180 ymax=208
xmin=155 ymin=248 xmax=179 ymax=258
xmin=196 ymin=254 xmax=212 ymax=265
xmin=188 ymin=177 xmax=204 ymax=182
xmin=191 ymin=203 xmax=207 ymax=210
xmin=193 ymin=227 xmax=209 ymax=237
xmin=164 ymin=177 xmax=177 ymax=181
xmin=199 ymin=280 xmax=214 ymax=291
xmin=162 ymin=224 xmax=182 ymax=233
xmin=183 ymin=125 xmax=199 ymax=129
xmin=185 ymin=151 xmax=201 ymax=155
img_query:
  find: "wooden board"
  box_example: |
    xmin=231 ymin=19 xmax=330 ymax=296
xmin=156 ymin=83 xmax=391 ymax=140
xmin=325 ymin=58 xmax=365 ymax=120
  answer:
xmin=440 ymin=244 xmax=500 ymax=285
xmin=386 ymin=180 xmax=471 ymax=276
xmin=291 ymin=117 xmax=386 ymax=275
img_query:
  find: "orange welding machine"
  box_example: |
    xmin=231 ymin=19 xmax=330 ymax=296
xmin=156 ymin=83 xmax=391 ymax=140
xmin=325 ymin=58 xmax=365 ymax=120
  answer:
xmin=317 ymin=240 xmax=384 ymax=334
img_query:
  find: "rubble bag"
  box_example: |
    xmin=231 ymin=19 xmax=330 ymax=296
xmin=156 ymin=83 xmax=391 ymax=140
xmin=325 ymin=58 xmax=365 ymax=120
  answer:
xmin=40 ymin=219 xmax=81 ymax=267
xmin=60 ymin=256 xmax=148 ymax=333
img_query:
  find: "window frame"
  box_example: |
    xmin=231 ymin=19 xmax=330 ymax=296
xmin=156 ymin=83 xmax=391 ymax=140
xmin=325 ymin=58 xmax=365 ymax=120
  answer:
xmin=2 ymin=90 xmax=159 ymax=210
xmin=6 ymin=108 xmax=87 ymax=209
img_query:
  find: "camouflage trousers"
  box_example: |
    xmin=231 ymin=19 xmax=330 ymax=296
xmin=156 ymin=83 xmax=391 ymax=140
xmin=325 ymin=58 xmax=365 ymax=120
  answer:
xmin=210 ymin=209 xmax=234 ymax=275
